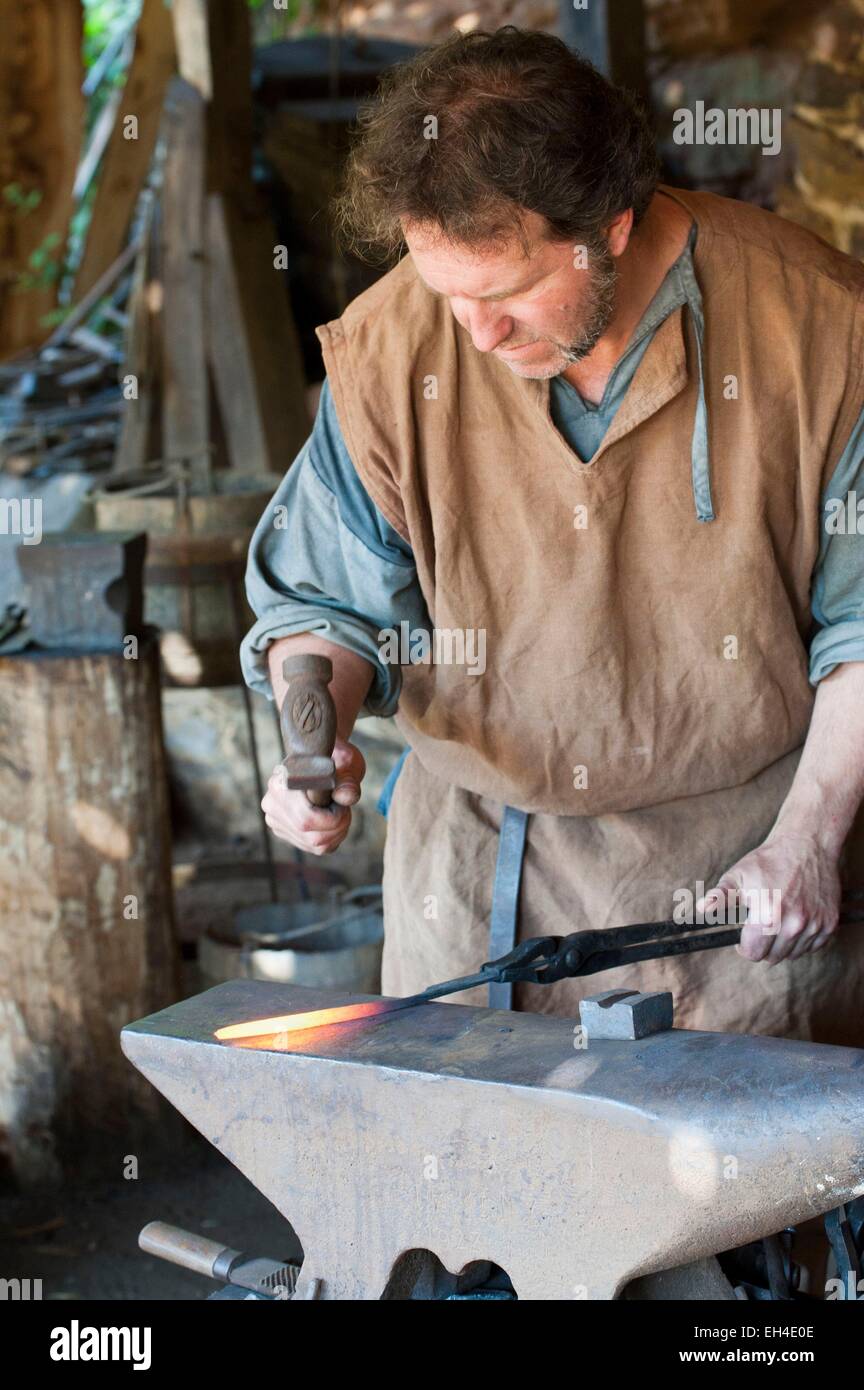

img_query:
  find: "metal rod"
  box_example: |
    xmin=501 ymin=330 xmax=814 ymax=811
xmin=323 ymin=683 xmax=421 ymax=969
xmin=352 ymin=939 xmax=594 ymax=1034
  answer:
xmin=228 ymin=577 xmax=279 ymax=905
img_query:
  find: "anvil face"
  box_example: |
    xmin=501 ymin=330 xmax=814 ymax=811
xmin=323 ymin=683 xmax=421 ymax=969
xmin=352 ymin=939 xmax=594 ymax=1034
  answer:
xmin=122 ymin=980 xmax=864 ymax=1301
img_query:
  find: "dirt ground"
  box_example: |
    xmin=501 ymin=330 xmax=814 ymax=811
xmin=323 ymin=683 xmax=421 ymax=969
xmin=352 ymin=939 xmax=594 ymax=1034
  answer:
xmin=0 ymin=1133 xmax=302 ymax=1302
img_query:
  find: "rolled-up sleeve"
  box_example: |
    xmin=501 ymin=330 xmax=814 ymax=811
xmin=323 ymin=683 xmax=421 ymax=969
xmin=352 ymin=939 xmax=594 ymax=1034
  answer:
xmin=241 ymin=380 xmax=429 ymax=716
xmin=810 ymin=403 xmax=864 ymax=683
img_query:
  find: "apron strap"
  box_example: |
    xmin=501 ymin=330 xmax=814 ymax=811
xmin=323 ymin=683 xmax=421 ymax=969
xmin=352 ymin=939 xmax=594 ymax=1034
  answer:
xmin=377 ymin=747 xmax=409 ymax=818
xmin=488 ymin=806 xmax=529 ymax=1010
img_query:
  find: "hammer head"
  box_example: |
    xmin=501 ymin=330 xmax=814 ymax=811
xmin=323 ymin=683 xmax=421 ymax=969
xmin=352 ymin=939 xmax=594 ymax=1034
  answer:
xmin=279 ymin=755 xmax=336 ymax=793
xmin=279 ymin=653 xmax=337 ymax=798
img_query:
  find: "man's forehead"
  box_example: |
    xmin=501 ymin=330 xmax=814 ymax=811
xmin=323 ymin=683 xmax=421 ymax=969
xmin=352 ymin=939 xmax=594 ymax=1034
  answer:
xmin=402 ymin=215 xmax=563 ymax=298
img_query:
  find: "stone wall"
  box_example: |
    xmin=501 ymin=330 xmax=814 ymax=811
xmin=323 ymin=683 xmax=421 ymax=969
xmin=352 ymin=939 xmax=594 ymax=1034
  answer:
xmin=266 ymin=0 xmax=864 ymax=253
xmin=648 ymin=0 xmax=864 ymax=253
xmin=774 ymin=1 xmax=864 ymax=255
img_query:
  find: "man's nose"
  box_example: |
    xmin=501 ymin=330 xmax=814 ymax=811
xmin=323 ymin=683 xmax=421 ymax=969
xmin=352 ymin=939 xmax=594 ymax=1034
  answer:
xmin=462 ymin=302 xmax=513 ymax=353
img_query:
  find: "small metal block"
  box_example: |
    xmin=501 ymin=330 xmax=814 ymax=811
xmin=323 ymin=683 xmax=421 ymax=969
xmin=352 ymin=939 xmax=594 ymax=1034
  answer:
xmin=579 ymin=989 xmax=674 ymax=1040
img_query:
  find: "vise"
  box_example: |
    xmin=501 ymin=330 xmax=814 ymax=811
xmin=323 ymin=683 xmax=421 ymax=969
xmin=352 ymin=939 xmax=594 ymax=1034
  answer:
xmin=122 ymin=979 xmax=864 ymax=1300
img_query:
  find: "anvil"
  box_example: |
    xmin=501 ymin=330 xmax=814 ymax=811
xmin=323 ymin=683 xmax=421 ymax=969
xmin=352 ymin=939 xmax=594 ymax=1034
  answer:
xmin=121 ymin=980 xmax=864 ymax=1300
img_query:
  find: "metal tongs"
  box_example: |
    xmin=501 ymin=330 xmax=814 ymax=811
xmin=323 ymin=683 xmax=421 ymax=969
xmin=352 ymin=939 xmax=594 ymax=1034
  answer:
xmin=413 ymin=891 xmax=864 ymax=1002
xmin=217 ymin=893 xmax=864 ymax=1038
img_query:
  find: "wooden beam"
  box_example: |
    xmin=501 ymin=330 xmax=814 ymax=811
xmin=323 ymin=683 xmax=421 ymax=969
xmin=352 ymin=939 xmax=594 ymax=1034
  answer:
xmin=171 ymin=0 xmax=307 ymax=469
xmin=73 ymin=0 xmax=175 ymax=302
xmin=172 ymin=0 xmax=255 ymax=202
xmin=170 ymin=0 xmax=212 ymax=100
xmin=207 ymin=193 xmax=309 ymax=472
xmin=115 ymin=197 xmax=159 ymax=473
xmin=160 ymin=78 xmax=209 ymax=481
xmin=206 ymin=193 xmax=268 ymax=474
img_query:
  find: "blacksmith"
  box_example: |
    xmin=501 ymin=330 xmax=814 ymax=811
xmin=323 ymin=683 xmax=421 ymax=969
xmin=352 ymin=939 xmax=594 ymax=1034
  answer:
xmin=241 ymin=29 xmax=864 ymax=1041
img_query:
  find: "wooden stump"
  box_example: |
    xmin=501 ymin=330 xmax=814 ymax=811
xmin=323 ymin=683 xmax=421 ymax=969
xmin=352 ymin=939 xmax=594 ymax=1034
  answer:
xmin=0 ymin=633 xmax=180 ymax=1184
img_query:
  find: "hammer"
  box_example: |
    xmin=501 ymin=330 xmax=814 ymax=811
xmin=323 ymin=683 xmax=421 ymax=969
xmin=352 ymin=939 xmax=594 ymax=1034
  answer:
xmin=279 ymin=653 xmax=338 ymax=810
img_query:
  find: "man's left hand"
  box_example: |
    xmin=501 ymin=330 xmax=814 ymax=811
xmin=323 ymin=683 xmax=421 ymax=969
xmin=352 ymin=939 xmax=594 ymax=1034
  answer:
xmin=696 ymin=832 xmax=842 ymax=965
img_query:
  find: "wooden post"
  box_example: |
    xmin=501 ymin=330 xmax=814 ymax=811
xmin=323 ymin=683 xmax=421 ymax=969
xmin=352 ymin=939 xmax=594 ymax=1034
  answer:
xmin=160 ymin=77 xmax=210 ymax=482
xmin=0 ymin=634 xmax=180 ymax=1185
xmin=171 ymin=0 xmax=309 ymax=466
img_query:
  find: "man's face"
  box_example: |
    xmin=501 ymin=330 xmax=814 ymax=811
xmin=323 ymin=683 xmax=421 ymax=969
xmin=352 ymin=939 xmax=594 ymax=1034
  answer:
xmin=402 ymin=210 xmax=621 ymax=379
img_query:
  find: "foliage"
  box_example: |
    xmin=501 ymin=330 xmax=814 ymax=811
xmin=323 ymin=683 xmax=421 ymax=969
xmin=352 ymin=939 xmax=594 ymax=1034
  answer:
xmin=3 ymin=184 xmax=43 ymax=216
xmin=3 ymin=187 xmax=65 ymax=295
xmin=13 ymin=234 xmax=64 ymax=294
xmin=82 ymin=0 xmax=141 ymax=70
xmin=248 ymin=0 xmax=327 ymax=43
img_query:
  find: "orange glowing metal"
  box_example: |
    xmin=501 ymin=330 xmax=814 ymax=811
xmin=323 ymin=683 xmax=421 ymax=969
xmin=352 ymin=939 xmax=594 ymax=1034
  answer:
xmin=215 ymin=1000 xmax=395 ymax=1041
xmin=213 ymin=968 xmax=493 ymax=1045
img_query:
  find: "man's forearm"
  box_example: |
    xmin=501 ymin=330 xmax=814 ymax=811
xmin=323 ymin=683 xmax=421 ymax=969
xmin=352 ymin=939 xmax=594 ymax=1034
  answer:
xmin=771 ymin=661 xmax=864 ymax=855
xmin=267 ymin=633 xmax=375 ymax=741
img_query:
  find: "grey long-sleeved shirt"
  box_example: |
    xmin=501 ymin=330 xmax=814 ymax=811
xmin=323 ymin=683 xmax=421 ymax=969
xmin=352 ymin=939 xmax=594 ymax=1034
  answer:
xmin=241 ymin=243 xmax=864 ymax=715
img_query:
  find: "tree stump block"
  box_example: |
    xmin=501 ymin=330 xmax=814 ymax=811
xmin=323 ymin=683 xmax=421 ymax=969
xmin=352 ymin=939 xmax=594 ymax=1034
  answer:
xmin=0 ymin=633 xmax=179 ymax=1184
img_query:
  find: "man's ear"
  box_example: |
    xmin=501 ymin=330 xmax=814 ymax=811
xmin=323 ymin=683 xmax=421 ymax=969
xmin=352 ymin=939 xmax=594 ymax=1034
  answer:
xmin=606 ymin=207 xmax=635 ymax=258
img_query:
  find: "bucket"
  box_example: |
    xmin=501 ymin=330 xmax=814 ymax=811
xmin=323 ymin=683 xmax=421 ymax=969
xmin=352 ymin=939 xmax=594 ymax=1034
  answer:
xmin=93 ymin=470 xmax=280 ymax=686
xmin=199 ymin=886 xmax=384 ymax=992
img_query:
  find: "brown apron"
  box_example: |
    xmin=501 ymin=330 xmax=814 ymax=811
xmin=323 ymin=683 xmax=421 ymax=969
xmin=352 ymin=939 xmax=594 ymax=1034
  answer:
xmin=315 ymin=187 xmax=864 ymax=1045
xmin=381 ymin=747 xmax=864 ymax=1046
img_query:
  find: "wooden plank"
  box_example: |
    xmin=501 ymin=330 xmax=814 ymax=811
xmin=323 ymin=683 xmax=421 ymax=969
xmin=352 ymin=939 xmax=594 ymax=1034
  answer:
xmin=72 ymin=77 xmax=123 ymax=203
xmin=73 ymin=0 xmax=176 ymax=302
xmin=115 ymin=196 xmax=157 ymax=473
xmin=46 ymin=236 xmax=141 ymax=348
xmin=208 ymin=194 xmax=309 ymax=472
xmin=160 ymin=78 xmax=209 ymax=481
xmin=206 ymin=194 xmax=269 ymax=474
xmin=202 ymin=0 xmax=255 ymax=201
xmin=172 ymin=0 xmax=253 ymax=200
xmin=170 ymin=0 xmax=212 ymax=100
xmin=0 ymin=0 xmax=83 ymax=359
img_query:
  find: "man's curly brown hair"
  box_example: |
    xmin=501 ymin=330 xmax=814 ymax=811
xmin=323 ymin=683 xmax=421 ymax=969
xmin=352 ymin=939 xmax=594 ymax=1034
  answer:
xmin=334 ymin=27 xmax=659 ymax=263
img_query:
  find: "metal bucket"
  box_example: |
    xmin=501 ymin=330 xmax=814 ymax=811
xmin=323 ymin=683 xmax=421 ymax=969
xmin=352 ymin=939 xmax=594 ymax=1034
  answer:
xmin=199 ymin=887 xmax=384 ymax=992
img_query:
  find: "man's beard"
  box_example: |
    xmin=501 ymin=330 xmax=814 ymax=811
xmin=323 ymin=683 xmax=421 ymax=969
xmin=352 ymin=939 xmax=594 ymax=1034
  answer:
xmin=558 ymin=240 xmax=618 ymax=364
xmin=500 ymin=238 xmax=619 ymax=379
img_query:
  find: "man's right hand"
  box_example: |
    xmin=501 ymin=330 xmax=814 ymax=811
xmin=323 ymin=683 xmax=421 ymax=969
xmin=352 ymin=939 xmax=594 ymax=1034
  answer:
xmin=261 ymin=736 xmax=366 ymax=855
